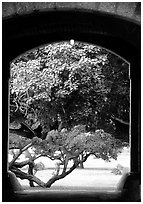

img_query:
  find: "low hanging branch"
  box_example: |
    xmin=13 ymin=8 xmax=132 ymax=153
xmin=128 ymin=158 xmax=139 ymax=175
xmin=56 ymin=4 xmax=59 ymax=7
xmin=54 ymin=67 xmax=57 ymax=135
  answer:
xmin=44 ymin=159 xmax=79 ymax=188
xmin=10 ymin=166 xmax=45 ymax=187
xmin=111 ymin=115 xmax=129 ymax=126
xmin=9 ymin=148 xmax=95 ymax=189
xmin=9 ymin=125 xmax=122 ymax=189
xmin=44 ymin=152 xmax=91 ymax=188
xmin=12 ymin=154 xmax=44 ymax=169
xmin=9 ymin=122 xmax=36 ymax=139
xmin=9 ymin=141 xmax=33 ymax=168
xmin=12 ymin=160 xmax=30 ymax=168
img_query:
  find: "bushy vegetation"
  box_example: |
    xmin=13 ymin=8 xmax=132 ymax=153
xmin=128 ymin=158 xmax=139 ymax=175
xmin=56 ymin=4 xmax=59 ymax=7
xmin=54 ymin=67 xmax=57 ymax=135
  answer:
xmin=9 ymin=125 xmax=122 ymax=187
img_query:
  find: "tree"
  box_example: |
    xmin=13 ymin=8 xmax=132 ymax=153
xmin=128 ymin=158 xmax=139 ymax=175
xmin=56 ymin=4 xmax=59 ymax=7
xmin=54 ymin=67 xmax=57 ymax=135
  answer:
xmin=9 ymin=41 xmax=130 ymax=186
xmin=10 ymin=41 xmax=130 ymax=138
xmin=10 ymin=42 xmax=106 ymax=132
xmin=9 ymin=126 xmax=122 ymax=188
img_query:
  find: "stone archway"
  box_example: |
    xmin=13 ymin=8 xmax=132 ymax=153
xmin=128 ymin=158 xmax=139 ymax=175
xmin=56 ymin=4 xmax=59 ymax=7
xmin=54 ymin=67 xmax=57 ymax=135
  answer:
xmin=2 ymin=2 xmax=141 ymax=22
xmin=2 ymin=3 xmax=141 ymax=201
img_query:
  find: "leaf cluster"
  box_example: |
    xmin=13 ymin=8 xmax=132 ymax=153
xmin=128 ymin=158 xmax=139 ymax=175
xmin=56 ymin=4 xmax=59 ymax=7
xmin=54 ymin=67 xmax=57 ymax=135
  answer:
xmin=10 ymin=41 xmax=130 ymax=142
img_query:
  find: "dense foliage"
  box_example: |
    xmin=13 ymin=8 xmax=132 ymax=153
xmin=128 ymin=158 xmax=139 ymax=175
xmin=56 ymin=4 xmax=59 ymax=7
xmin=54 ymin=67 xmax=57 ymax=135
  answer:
xmin=9 ymin=41 xmax=130 ymax=187
xmin=10 ymin=41 xmax=130 ymax=135
xmin=9 ymin=126 xmax=122 ymax=187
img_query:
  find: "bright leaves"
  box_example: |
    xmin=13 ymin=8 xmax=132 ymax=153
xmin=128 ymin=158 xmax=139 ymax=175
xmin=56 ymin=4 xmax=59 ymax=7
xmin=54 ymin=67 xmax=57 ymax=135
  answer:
xmin=10 ymin=40 xmax=129 ymax=137
xmin=10 ymin=42 xmax=107 ymax=103
xmin=9 ymin=41 xmax=129 ymax=187
xmin=10 ymin=41 xmax=111 ymax=131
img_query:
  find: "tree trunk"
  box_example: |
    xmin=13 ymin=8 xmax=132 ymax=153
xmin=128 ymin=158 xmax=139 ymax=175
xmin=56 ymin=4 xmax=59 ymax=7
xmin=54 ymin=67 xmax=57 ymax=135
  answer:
xmin=78 ymin=161 xmax=84 ymax=169
xmin=77 ymin=154 xmax=84 ymax=169
xmin=45 ymin=160 xmax=80 ymax=188
xmin=10 ymin=153 xmax=91 ymax=189
xmin=44 ymin=176 xmax=57 ymax=188
xmin=10 ymin=166 xmax=45 ymax=187
xmin=28 ymin=162 xmax=35 ymax=187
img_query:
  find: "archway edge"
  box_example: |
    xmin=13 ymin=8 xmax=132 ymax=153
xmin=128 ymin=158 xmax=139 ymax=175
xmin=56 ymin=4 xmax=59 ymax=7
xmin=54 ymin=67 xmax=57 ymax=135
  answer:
xmin=2 ymin=9 xmax=141 ymax=200
xmin=3 ymin=9 xmax=140 ymax=63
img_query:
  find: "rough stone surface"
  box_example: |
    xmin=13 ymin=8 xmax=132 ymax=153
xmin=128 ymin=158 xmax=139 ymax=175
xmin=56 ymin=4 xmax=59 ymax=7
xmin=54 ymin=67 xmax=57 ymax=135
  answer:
xmin=116 ymin=2 xmax=137 ymax=18
xmin=8 ymin=171 xmax=23 ymax=191
xmin=99 ymin=2 xmax=117 ymax=14
xmin=2 ymin=2 xmax=141 ymax=22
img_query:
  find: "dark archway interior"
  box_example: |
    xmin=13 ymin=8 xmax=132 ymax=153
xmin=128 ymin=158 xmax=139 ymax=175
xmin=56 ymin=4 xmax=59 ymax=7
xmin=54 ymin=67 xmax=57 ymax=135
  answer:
xmin=3 ymin=9 xmax=141 ymax=201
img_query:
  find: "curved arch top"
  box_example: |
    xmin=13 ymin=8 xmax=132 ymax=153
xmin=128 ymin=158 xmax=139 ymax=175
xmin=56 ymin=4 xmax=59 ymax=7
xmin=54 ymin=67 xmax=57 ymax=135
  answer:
xmin=2 ymin=8 xmax=141 ymax=202
xmin=3 ymin=9 xmax=140 ymax=63
xmin=3 ymin=7 xmax=141 ymax=164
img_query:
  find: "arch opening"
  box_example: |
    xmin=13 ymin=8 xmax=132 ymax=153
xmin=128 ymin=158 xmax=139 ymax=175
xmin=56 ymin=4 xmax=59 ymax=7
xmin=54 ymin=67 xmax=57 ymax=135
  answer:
xmin=3 ymin=9 xmax=140 ymax=201
xmin=9 ymin=41 xmax=131 ymax=191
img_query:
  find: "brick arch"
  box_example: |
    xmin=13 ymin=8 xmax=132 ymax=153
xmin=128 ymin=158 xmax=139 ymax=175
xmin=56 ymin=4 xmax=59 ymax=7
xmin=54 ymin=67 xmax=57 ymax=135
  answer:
xmin=2 ymin=2 xmax=141 ymax=22
xmin=3 ymin=2 xmax=140 ymax=64
xmin=2 ymin=3 xmax=141 ymax=202
xmin=3 ymin=9 xmax=140 ymax=62
xmin=3 ymin=1 xmax=140 ymax=174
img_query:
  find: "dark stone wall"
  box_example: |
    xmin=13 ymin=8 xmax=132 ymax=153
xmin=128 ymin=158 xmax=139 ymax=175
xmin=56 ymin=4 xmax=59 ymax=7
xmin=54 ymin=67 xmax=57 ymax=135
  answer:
xmin=2 ymin=2 xmax=141 ymax=22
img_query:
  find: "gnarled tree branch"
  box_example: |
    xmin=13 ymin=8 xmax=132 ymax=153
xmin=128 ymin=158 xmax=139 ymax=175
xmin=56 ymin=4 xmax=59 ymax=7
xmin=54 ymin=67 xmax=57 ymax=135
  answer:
xmin=111 ymin=115 xmax=129 ymax=125
xmin=9 ymin=141 xmax=32 ymax=168
xmin=10 ymin=167 xmax=45 ymax=187
xmin=9 ymin=122 xmax=36 ymax=139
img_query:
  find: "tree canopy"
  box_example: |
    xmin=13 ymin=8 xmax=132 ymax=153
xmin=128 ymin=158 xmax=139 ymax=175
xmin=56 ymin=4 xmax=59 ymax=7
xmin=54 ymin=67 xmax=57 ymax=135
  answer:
xmin=9 ymin=41 xmax=130 ymax=188
xmin=10 ymin=41 xmax=130 ymax=138
xmin=9 ymin=126 xmax=122 ymax=188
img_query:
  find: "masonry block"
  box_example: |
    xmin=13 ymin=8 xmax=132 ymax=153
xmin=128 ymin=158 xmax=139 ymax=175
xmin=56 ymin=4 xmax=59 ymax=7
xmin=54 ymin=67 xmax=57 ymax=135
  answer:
xmin=117 ymin=2 xmax=137 ymax=18
xmin=2 ymin=3 xmax=141 ymax=23
xmin=2 ymin=2 xmax=16 ymax=18
xmin=99 ymin=2 xmax=117 ymax=14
